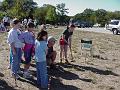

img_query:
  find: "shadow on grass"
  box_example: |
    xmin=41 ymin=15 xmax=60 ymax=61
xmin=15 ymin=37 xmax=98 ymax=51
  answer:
xmin=56 ymin=63 xmax=119 ymax=76
xmin=48 ymin=65 xmax=93 ymax=90
xmin=18 ymin=68 xmax=38 ymax=88
xmin=48 ymin=65 xmax=92 ymax=82
xmin=50 ymin=77 xmax=81 ymax=90
xmin=0 ymin=79 xmax=16 ymax=90
xmin=48 ymin=66 xmax=80 ymax=80
xmin=19 ymin=63 xmax=97 ymax=90
xmin=18 ymin=77 xmax=38 ymax=88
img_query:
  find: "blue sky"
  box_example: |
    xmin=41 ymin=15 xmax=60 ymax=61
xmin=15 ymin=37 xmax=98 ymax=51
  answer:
xmin=34 ymin=0 xmax=120 ymax=16
xmin=0 ymin=0 xmax=120 ymax=16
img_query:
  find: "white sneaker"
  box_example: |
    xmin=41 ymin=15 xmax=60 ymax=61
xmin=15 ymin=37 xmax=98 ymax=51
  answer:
xmin=17 ymin=70 xmax=23 ymax=75
xmin=11 ymin=73 xmax=20 ymax=79
xmin=8 ymin=65 xmax=11 ymax=69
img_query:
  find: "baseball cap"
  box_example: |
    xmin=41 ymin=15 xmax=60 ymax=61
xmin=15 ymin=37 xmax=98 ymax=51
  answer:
xmin=48 ymin=36 xmax=56 ymax=42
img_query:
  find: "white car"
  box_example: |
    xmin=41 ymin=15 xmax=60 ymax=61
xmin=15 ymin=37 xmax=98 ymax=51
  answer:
xmin=93 ymin=23 xmax=100 ymax=27
xmin=106 ymin=20 xmax=120 ymax=35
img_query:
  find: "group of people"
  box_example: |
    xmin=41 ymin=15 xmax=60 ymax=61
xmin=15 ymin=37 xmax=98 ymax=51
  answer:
xmin=0 ymin=15 xmax=10 ymax=32
xmin=0 ymin=16 xmax=38 ymax=33
xmin=22 ymin=18 xmax=38 ymax=29
xmin=7 ymin=18 xmax=75 ymax=89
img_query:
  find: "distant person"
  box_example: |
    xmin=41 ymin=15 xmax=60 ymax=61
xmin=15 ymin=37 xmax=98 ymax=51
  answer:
xmin=3 ymin=15 xmax=9 ymax=29
xmin=23 ymin=18 xmax=28 ymax=28
xmin=40 ymin=24 xmax=46 ymax=31
xmin=19 ymin=23 xmax=35 ymax=78
xmin=28 ymin=17 xmax=32 ymax=24
xmin=46 ymin=36 xmax=57 ymax=69
xmin=35 ymin=31 xmax=48 ymax=88
xmin=59 ymin=24 xmax=75 ymax=63
xmin=0 ymin=20 xmax=6 ymax=32
xmin=34 ymin=19 xmax=38 ymax=28
xmin=7 ymin=19 xmax=23 ymax=79
xmin=69 ymin=18 xmax=74 ymax=26
xmin=8 ymin=20 xmax=16 ymax=69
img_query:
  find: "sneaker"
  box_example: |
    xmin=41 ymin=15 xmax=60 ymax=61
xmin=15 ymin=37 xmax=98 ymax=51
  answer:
xmin=16 ymin=74 xmax=20 ymax=79
xmin=8 ymin=65 xmax=11 ymax=69
xmin=17 ymin=70 xmax=23 ymax=75
xmin=11 ymin=73 xmax=20 ymax=80
xmin=23 ymin=71 xmax=33 ymax=79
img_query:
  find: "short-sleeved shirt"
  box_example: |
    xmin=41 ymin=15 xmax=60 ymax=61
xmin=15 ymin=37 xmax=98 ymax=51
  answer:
xmin=7 ymin=28 xmax=23 ymax=48
xmin=3 ymin=16 xmax=9 ymax=22
xmin=24 ymin=19 xmax=27 ymax=24
xmin=35 ymin=40 xmax=47 ymax=62
xmin=63 ymin=29 xmax=73 ymax=41
xmin=19 ymin=31 xmax=35 ymax=45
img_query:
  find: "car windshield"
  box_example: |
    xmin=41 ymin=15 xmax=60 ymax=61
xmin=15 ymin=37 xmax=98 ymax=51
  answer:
xmin=110 ymin=21 xmax=119 ymax=25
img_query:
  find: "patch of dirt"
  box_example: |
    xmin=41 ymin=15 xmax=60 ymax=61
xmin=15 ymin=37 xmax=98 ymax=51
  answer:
xmin=0 ymin=28 xmax=120 ymax=90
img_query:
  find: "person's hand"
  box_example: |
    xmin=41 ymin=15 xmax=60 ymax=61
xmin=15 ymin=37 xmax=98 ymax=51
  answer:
xmin=13 ymin=49 xmax=16 ymax=55
xmin=32 ymin=52 xmax=35 ymax=57
xmin=64 ymin=40 xmax=68 ymax=44
xmin=31 ymin=31 xmax=35 ymax=37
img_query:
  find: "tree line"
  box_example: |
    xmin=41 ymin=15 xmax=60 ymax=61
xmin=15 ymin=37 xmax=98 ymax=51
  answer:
xmin=74 ymin=9 xmax=120 ymax=26
xmin=0 ymin=0 xmax=120 ymax=26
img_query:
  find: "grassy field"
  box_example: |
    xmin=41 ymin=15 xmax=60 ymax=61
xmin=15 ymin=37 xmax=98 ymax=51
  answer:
xmin=0 ymin=28 xmax=120 ymax=90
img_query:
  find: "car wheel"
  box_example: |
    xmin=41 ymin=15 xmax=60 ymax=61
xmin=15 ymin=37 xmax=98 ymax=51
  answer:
xmin=113 ymin=29 xmax=118 ymax=35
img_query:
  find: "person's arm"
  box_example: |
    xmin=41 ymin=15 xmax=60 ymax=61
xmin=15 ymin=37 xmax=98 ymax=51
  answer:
xmin=68 ymin=36 xmax=72 ymax=49
xmin=10 ymin=42 xmax=16 ymax=55
xmin=63 ymin=34 xmax=68 ymax=44
xmin=31 ymin=31 xmax=35 ymax=37
xmin=63 ymin=30 xmax=68 ymax=44
xmin=45 ymin=48 xmax=48 ymax=55
xmin=7 ymin=30 xmax=18 ymax=55
xmin=3 ymin=17 xmax=5 ymax=22
xmin=19 ymin=32 xmax=25 ymax=43
xmin=44 ymin=42 xmax=48 ymax=55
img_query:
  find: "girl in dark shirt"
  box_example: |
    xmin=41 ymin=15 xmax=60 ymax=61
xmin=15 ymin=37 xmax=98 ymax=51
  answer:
xmin=60 ymin=24 xmax=75 ymax=63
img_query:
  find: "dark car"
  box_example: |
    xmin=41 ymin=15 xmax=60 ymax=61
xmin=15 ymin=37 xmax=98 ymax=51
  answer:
xmin=74 ymin=20 xmax=93 ymax=28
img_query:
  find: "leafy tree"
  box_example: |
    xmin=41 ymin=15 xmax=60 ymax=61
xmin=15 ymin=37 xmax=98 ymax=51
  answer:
xmin=34 ymin=7 xmax=46 ymax=24
xmin=95 ymin=9 xmax=107 ymax=26
xmin=56 ymin=3 xmax=69 ymax=25
xmin=0 ymin=0 xmax=14 ymax=11
xmin=0 ymin=0 xmax=37 ymax=19
xmin=0 ymin=11 xmax=5 ymax=20
xmin=56 ymin=3 xmax=68 ymax=16
xmin=46 ymin=6 xmax=57 ymax=24
xmin=34 ymin=4 xmax=56 ymax=24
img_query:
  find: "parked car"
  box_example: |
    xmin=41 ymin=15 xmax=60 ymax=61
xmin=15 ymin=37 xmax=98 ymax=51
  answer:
xmin=106 ymin=20 xmax=120 ymax=35
xmin=74 ymin=20 xmax=93 ymax=28
xmin=93 ymin=23 xmax=101 ymax=27
xmin=46 ymin=24 xmax=52 ymax=29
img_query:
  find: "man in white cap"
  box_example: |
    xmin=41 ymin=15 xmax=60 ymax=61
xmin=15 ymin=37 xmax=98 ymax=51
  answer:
xmin=46 ymin=36 xmax=57 ymax=69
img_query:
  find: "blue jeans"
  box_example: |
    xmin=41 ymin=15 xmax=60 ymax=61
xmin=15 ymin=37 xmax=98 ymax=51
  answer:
xmin=36 ymin=61 xmax=48 ymax=88
xmin=11 ymin=48 xmax=22 ymax=76
xmin=9 ymin=48 xmax=12 ymax=67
